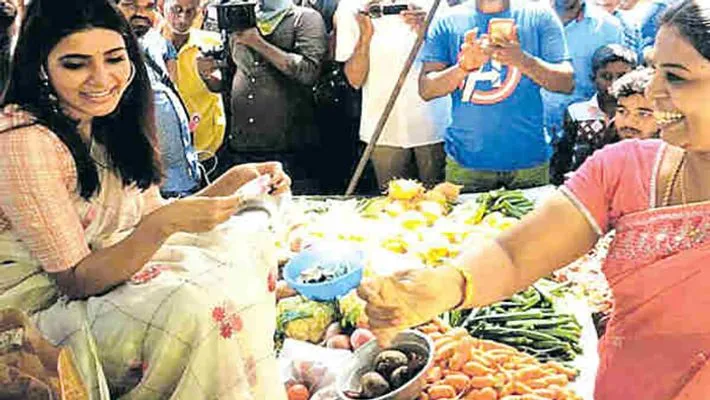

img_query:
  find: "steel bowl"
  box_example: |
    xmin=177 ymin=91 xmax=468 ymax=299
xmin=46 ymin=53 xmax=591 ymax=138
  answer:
xmin=336 ymin=330 xmax=434 ymax=400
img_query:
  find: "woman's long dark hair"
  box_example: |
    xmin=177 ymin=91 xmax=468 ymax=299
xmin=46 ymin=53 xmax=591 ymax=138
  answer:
xmin=660 ymin=0 xmax=710 ymax=61
xmin=2 ymin=0 xmax=160 ymax=199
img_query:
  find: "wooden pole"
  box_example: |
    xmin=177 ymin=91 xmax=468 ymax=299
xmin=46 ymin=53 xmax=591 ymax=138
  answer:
xmin=345 ymin=0 xmax=444 ymax=196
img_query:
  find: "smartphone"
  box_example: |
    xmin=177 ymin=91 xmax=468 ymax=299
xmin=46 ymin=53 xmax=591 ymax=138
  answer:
xmin=489 ymin=18 xmax=516 ymax=44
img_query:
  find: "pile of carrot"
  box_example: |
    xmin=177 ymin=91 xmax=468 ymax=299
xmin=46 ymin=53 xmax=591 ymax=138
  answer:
xmin=418 ymin=321 xmax=582 ymax=400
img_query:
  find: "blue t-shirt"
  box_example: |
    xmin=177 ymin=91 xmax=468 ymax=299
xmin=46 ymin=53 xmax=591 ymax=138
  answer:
xmin=542 ymin=4 xmax=623 ymax=140
xmin=637 ymin=0 xmax=678 ymax=50
xmin=419 ymin=0 xmax=570 ymax=171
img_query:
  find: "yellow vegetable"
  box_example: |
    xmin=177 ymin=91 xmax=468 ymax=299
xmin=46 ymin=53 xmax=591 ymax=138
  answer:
xmin=388 ymin=179 xmax=425 ymax=201
xmin=399 ymin=211 xmax=427 ymax=230
xmin=381 ymin=236 xmax=409 ymax=254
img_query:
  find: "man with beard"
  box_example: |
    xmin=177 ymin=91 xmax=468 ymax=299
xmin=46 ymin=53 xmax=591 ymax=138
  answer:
xmin=162 ymin=0 xmax=226 ymax=169
xmin=552 ymin=44 xmax=637 ymax=183
xmin=610 ymin=67 xmax=659 ymax=140
xmin=117 ymin=0 xmax=202 ymax=197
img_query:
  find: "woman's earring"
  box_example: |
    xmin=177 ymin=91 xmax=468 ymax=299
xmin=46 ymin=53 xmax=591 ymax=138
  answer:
xmin=39 ymin=66 xmax=60 ymax=113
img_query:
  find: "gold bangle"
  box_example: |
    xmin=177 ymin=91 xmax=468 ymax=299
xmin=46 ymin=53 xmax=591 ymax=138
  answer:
xmin=447 ymin=263 xmax=475 ymax=310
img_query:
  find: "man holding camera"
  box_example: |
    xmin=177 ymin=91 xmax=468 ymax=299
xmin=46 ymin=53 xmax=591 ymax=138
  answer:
xmin=216 ymin=0 xmax=327 ymax=193
xmin=334 ymin=0 xmax=451 ymax=190
xmin=163 ymin=0 xmax=227 ymax=164
xmin=418 ymin=0 xmax=573 ymax=192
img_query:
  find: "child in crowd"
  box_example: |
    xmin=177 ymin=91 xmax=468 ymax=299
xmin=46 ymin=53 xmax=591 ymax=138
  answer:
xmin=551 ymin=44 xmax=637 ymax=184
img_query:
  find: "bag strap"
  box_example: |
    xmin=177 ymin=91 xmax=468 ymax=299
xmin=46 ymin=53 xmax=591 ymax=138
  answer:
xmin=142 ymin=51 xmax=192 ymax=123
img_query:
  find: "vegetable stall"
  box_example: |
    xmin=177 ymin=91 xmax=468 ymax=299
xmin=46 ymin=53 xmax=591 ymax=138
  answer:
xmin=273 ymin=180 xmax=613 ymax=400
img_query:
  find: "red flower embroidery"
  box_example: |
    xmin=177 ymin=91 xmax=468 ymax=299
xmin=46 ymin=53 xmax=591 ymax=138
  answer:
xmin=228 ymin=314 xmax=243 ymax=332
xmin=131 ymin=267 xmax=160 ymax=284
xmin=213 ymin=303 xmax=243 ymax=339
xmin=130 ymin=264 xmax=173 ymax=285
xmin=212 ymin=306 xmax=226 ymax=322
xmin=220 ymin=323 xmax=233 ymax=338
xmin=267 ymin=270 xmax=277 ymax=293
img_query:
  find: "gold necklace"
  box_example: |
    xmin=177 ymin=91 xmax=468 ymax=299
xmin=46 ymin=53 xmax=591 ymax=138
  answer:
xmin=662 ymin=151 xmax=687 ymax=207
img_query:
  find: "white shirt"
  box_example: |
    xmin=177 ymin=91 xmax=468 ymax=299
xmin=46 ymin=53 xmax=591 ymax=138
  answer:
xmin=334 ymin=0 xmax=450 ymax=148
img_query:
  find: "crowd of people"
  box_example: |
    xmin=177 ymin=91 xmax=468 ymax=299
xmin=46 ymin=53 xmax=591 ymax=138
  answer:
xmin=0 ymin=0 xmax=675 ymax=197
xmin=0 ymin=0 xmax=707 ymax=398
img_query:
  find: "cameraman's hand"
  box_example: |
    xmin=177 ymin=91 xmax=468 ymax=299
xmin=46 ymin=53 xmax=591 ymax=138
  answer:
xmin=151 ymin=194 xmax=245 ymax=235
xmin=196 ymin=55 xmax=219 ymax=79
xmin=232 ymin=27 xmax=263 ymax=48
xmin=355 ymin=9 xmax=374 ymax=40
xmin=400 ymin=4 xmax=426 ymax=33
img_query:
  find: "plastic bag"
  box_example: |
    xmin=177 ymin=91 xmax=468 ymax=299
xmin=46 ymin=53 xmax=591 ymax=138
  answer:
xmin=279 ymin=339 xmax=353 ymax=395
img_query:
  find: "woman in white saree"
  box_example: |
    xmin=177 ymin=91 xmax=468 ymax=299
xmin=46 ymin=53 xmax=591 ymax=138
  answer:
xmin=0 ymin=0 xmax=289 ymax=398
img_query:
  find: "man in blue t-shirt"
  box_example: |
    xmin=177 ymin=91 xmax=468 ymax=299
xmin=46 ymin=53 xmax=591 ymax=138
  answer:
xmin=543 ymin=0 xmax=623 ymax=144
xmin=418 ymin=0 xmax=573 ymax=192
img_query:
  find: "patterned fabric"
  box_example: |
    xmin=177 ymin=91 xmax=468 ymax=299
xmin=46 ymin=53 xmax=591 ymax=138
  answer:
xmin=551 ymin=94 xmax=620 ymax=183
xmin=562 ymin=139 xmax=710 ymax=398
xmin=0 ymin=106 xmax=286 ymax=400
xmin=0 ymin=105 xmax=90 ymax=273
xmin=597 ymin=205 xmax=710 ymax=399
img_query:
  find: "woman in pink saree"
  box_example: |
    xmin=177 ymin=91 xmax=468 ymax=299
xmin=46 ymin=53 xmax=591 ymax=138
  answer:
xmin=356 ymin=1 xmax=710 ymax=398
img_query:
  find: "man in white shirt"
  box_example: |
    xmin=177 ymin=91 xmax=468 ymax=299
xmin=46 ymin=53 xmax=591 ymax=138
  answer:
xmin=335 ymin=0 xmax=450 ymax=189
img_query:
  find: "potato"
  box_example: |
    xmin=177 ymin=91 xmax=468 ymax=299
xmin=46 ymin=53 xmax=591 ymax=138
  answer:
xmin=361 ymin=371 xmax=390 ymax=398
xmin=390 ymin=365 xmax=411 ymax=389
xmin=374 ymin=350 xmax=409 ymax=378
xmin=286 ymin=383 xmax=309 ymax=400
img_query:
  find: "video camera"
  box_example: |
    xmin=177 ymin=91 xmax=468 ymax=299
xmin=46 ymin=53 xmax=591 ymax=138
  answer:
xmin=199 ymin=0 xmax=258 ymax=63
xmin=362 ymin=3 xmax=408 ymax=18
xmin=214 ymin=0 xmax=258 ymax=33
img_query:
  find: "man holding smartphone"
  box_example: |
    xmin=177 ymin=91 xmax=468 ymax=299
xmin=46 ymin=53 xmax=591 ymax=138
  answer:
xmin=418 ymin=0 xmax=573 ymax=192
xmin=335 ymin=0 xmax=451 ymax=190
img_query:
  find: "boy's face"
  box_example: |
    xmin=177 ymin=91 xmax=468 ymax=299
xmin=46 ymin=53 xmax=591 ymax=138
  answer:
xmin=594 ymin=60 xmax=634 ymax=98
xmin=616 ymin=93 xmax=659 ymax=139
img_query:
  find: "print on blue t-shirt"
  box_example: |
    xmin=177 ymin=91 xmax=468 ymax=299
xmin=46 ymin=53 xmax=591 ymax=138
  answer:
xmin=419 ymin=0 xmax=569 ymax=171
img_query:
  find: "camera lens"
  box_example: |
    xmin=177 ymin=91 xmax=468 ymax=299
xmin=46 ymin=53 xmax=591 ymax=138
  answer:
xmin=367 ymin=4 xmax=383 ymax=18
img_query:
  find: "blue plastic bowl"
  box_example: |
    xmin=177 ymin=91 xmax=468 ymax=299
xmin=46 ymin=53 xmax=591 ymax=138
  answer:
xmin=284 ymin=243 xmax=365 ymax=302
